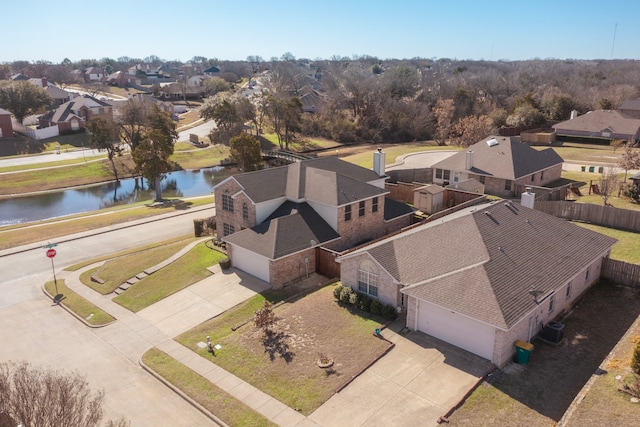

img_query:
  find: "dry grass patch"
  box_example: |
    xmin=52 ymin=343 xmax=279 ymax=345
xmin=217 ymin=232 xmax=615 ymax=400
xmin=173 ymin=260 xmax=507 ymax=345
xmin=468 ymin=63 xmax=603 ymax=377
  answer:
xmin=44 ymin=280 xmax=115 ymax=326
xmin=179 ymin=285 xmax=391 ymax=415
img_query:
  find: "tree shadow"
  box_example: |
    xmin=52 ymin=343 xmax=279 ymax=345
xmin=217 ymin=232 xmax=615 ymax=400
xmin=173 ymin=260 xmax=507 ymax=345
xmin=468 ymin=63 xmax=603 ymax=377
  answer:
xmin=262 ymin=330 xmax=295 ymax=363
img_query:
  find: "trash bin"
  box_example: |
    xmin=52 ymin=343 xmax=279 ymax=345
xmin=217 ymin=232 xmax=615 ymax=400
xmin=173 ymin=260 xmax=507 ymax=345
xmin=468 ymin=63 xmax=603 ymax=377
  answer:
xmin=515 ymin=340 xmax=534 ymax=364
xmin=589 ymin=166 xmax=595 ymax=173
xmin=581 ymin=166 xmax=585 ymax=172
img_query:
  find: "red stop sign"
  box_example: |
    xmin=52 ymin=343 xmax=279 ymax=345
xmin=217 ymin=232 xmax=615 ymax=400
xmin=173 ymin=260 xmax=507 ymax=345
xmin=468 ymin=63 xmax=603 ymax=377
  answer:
xmin=46 ymin=248 xmax=56 ymax=258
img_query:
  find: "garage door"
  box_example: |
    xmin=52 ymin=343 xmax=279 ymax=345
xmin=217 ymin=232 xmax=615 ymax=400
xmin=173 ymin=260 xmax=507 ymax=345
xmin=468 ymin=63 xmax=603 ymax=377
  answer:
xmin=229 ymin=245 xmax=270 ymax=283
xmin=417 ymin=300 xmax=495 ymax=361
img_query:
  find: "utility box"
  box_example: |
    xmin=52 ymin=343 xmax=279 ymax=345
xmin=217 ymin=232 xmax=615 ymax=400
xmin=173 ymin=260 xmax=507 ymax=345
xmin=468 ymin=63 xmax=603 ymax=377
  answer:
xmin=541 ymin=321 xmax=565 ymax=343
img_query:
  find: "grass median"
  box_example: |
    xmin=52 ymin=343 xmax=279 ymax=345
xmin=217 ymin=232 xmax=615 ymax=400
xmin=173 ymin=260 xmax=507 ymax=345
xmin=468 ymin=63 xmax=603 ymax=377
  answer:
xmin=44 ymin=280 xmax=115 ymax=326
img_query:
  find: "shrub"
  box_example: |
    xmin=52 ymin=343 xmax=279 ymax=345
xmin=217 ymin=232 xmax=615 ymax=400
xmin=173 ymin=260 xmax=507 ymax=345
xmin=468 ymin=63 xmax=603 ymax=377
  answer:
xmin=219 ymin=257 xmax=231 ymax=269
xmin=382 ymin=304 xmax=398 ymax=320
xmin=359 ymin=294 xmax=372 ymax=312
xmin=349 ymin=291 xmax=360 ymax=306
xmin=632 ymin=341 xmax=640 ymax=375
xmin=370 ymin=300 xmax=382 ymax=315
xmin=339 ymin=286 xmax=354 ymax=304
xmin=333 ymin=284 xmax=344 ymax=300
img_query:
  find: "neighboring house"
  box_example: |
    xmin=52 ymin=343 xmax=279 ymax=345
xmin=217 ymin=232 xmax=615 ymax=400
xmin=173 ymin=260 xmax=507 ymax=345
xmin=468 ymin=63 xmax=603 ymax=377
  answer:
xmin=338 ymin=199 xmax=617 ymax=367
xmin=106 ymin=71 xmax=141 ymax=88
xmin=156 ymin=82 xmax=206 ymax=100
xmin=618 ymin=99 xmax=640 ymax=119
xmin=215 ymin=154 xmax=415 ymax=287
xmin=630 ymin=172 xmax=640 ymax=189
xmin=110 ymin=94 xmax=174 ymax=118
xmin=431 ymin=136 xmax=564 ymax=197
xmin=203 ymin=66 xmax=221 ymax=76
xmin=10 ymin=73 xmax=28 ymax=81
xmin=0 ymin=108 xmax=13 ymax=138
xmin=26 ymin=78 xmax=70 ymax=105
xmin=39 ymin=95 xmax=113 ymax=133
xmin=299 ymin=89 xmax=325 ymax=113
xmin=553 ymin=110 xmax=640 ymax=143
xmin=83 ymin=67 xmax=105 ymax=82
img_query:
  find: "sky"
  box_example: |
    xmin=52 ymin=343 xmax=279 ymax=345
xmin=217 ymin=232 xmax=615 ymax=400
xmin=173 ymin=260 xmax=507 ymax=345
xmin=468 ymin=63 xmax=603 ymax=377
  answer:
xmin=2 ymin=0 xmax=639 ymax=64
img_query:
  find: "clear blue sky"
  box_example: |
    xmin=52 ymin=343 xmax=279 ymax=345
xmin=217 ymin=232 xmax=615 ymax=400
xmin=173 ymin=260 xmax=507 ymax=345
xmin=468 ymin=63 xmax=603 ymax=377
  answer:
xmin=2 ymin=0 xmax=638 ymax=63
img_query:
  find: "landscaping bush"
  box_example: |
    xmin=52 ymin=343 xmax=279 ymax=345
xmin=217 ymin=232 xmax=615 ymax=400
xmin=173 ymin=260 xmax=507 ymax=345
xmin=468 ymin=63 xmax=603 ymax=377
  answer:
xmin=349 ymin=291 xmax=361 ymax=306
xmin=370 ymin=300 xmax=382 ymax=315
xmin=339 ymin=286 xmax=354 ymax=304
xmin=382 ymin=304 xmax=398 ymax=321
xmin=632 ymin=340 xmax=640 ymax=375
xmin=219 ymin=257 xmax=231 ymax=269
xmin=359 ymin=294 xmax=372 ymax=312
xmin=333 ymin=284 xmax=344 ymax=300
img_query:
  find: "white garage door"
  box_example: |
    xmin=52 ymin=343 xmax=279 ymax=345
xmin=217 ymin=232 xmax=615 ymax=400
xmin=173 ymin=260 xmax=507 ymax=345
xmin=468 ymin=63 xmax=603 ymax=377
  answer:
xmin=229 ymin=245 xmax=270 ymax=283
xmin=417 ymin=300 xmax=495 ymax=361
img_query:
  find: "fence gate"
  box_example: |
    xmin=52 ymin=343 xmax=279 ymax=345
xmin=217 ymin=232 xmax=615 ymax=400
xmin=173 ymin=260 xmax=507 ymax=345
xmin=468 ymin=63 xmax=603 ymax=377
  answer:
xmin=316 ymin=247 xmax=341 ymax=279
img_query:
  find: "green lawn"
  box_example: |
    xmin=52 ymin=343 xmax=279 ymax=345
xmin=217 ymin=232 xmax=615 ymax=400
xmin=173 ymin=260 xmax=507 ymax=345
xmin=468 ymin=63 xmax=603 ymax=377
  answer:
xmin=575 ymin=223 xmax=640 ymax=264
xmin=142 ymin=348 xmax=276 ymax=427
xmin=343 ymin=142 xmax=461 ymax=168
xmin=112 ymin=242 xmax=227 ymax=312
xmin=44 ymin=280 xmax=115 ymax=326
xmin=80 ymin=237 xmax=199 ymax=294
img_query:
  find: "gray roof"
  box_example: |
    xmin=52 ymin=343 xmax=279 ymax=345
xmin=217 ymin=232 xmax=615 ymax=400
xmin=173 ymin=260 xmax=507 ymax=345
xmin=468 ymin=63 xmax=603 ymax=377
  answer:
xmin=0 ymin=108 xmax=11 ymax=115
xmin=231 ymin=157 xmax=387 ymax=205
xmin=40 ymin=95 xmax=110 ymax=124
xmin=553 ymin=110 xmax=640 ymax=136
xmin=348 ymin=201 xmax=616 ymax=330
xmin=431 ymin=136 xmax=563 ymax=180
xmin=619 ymin=99 xmax=640 ymax=111
xmin=224 ymin=202 xmax=339 ymax=259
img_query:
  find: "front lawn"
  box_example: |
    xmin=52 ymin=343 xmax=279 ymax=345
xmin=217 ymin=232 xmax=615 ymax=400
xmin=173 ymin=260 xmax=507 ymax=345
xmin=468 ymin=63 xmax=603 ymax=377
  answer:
xmin=44 ymin=280 xmax=115 ymax=326
xmin=177 ymin=284 xmax=392 ymax=415
xmin=112 ymin=241 xmax=226 ymax=312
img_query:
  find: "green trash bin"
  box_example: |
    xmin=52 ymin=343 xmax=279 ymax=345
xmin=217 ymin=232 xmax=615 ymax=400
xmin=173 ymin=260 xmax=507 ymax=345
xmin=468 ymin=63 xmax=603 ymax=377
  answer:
xmin=589 ymin=166 xmax=595 ymax=173
xmin=515 ymin=340 xmax=533 ymax=364
xmin=581 ymin=165 xmax=586 ymax=172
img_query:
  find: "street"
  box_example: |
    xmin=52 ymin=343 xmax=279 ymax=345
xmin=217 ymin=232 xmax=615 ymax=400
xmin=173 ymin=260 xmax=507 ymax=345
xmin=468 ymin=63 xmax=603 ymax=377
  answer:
xmin=0 ymin=207 xmax=217 ymax=426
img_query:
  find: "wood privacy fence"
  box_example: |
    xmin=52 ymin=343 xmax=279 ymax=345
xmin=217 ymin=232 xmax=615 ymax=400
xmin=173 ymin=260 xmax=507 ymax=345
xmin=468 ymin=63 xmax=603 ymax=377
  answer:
xmin=601 ymin=258 xmax=640 ymax=288
xmin=534 ymin=201 xmax=640 ymax=233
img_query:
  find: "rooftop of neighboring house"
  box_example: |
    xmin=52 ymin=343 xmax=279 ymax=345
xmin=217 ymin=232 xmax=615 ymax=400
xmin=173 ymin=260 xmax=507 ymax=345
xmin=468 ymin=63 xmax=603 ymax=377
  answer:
xmin=344 ymin=200 xmax=617 ymax=330
xmin=553 ymin=109 xmax=640 ymax=135
xmin=40 ymin=95 xmax=111 ymax=123
xmin=431 ymin=136 xmax=564 ymax=180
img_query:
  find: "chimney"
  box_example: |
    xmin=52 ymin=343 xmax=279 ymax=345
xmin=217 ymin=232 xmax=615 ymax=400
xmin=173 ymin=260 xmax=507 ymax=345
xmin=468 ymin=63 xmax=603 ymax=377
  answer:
xmin=465 ymin=150 xmax=474 ymax=170
xmin=521 ymin=187 xmax=535 ymax=209
xmin=373 ymin=147 xmax=386 ymax=177
xmin=570 ymin=110 xmax=578 ymax=120
xmin=41 ymin=77 xmax=48 ymax=87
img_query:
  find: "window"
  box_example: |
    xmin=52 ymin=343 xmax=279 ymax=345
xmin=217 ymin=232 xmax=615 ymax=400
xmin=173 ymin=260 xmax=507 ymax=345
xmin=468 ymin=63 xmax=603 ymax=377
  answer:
xmin=479 ymin=175 xmax=486 ymax=184
xmin=443 ymin=170 xmax=450 ymax=181
xmin=344 ymin=204 xmax=352 ymax=221
xmin=221 ymin=191 xmax=234 ymax=212
xmin=531 ymin=174 xmax=535 ymax=182
xmin=540 ymin=170 xmax=544 ymax=181
xmin=372 ymin=197 xmax=379 ymax=213
xmin=504 ymin=179 xmax=513 ymax=191
xmin=585 ymin=268 xmax=590 ymax=282
xmin=548 ymin=294 xmax=556 ymax=313
xmin=242 ymin=203 xmax=248 ymax=220
xmin=566 ymin=283 xmax=572 ymax=300
xmin=223 ymin=223 xmax=235 ymax=236
xmin=359 ymin=201 xmax=365 ymax=217
xmin=435 ymin=169 xmax=443 ymax=180
xmin=358 ymin=261 xmax=378 ymax=297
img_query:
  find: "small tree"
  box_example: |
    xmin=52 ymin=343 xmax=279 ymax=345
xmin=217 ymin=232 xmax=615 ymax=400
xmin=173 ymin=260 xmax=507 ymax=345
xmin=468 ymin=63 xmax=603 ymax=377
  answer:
xmin=450 ymin=115 xmax=493 ymax=147
xmin=0 ymin=81 xmax=53 ymax=124
xmin=433 ymin=98 xmax=455 ymax=146
xmin=87 ymin=117 xmax=122 ymax=182
xmin=229 ymin=133 xmax=262 ymax=172
xmin=254 ymin=301 xmax=280 ymax=336
xmin=618 ymin=142 xmax=640 ymax=182
xmin=632 ymin=340 xmax=640 ymax=375
xmin=598 ymin=166 xmax=618 ymax=206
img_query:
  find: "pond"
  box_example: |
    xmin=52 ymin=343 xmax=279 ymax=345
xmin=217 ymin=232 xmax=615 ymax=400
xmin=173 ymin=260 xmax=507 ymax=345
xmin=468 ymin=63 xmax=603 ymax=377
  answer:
xmin=0 ymin=167 xmax=229 ymax=226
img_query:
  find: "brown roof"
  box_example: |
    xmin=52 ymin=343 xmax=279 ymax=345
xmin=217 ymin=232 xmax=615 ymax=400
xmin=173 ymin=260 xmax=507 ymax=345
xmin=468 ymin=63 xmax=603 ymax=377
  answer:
xmin=345 ymin=201 xmax=616 ymax=329
xmin=431 ymin=136 xmax=563 ymax=180
xmin=554 ymin=110 xmax=640 ymax=136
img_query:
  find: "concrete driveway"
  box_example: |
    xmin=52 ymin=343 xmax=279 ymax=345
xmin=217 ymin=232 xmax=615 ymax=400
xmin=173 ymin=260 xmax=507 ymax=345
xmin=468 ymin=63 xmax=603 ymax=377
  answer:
xmin=309 ymin=323 xmax=493 ymax=427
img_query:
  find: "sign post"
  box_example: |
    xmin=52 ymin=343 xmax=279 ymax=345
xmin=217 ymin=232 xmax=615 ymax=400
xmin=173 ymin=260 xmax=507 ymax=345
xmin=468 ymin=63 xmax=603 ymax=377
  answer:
xmin=44 ymin=243 xmax=59 ymax=298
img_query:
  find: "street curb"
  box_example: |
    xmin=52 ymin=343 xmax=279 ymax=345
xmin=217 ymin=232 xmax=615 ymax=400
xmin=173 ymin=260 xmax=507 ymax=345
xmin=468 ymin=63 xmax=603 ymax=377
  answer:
xmin=41 ymin=283 xmax=116 ymax=329
xmin=139 ymin=355 xmax=228 ymax=427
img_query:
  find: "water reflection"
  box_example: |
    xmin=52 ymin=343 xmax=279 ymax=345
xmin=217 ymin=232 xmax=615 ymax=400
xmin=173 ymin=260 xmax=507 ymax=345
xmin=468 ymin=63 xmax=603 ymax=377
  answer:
xmin=1 ymin=166 xmax=229 ymax=226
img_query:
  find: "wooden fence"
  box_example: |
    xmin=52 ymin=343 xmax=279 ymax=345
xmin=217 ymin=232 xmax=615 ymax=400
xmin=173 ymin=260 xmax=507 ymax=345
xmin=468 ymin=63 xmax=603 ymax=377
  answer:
xmin=534 ymin=201 xmax=640 ymax=232
xmin=316 ymin=246 xmax=341 ymax=279
xmin=601 ymin=258 xmax=640 ymax=288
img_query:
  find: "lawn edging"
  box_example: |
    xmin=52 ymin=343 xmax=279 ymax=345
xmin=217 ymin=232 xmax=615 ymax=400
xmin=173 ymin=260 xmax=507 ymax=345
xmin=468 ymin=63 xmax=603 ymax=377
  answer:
xmin=138 ymin=353 xmax=228 ymax=427
xmin=42 ymin=282 xmax=115 ymax=328
xmin=437 ymin=363 xmax=498 ymax=424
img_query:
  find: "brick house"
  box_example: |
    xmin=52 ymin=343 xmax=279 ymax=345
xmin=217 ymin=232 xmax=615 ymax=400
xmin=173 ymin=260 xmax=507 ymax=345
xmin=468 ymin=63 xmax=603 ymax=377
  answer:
xmin=39 ymin=95 xmax=113 ymax=133
xmin=214 ymin=155 xmax=415 ymax=287
xmin=553 ymin=109 xmax=640 ymax=143
xmin=338 ymin=199 xmax=616 ymax=367
xmin=431 ymin=136 xmax=563 ymax=198
xmin=0 ymin=108 xmax=13 ymax=138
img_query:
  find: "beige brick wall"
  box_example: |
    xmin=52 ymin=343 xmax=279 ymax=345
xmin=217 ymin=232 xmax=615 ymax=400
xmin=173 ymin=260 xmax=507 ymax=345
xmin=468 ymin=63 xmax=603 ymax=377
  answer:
xmin=270 ymin=248 xmax=316 ymax=288
xmin=214 ymin=180 xmax=257 ymax=235
xmin=340 ymin=252 xmax=401 ymax=308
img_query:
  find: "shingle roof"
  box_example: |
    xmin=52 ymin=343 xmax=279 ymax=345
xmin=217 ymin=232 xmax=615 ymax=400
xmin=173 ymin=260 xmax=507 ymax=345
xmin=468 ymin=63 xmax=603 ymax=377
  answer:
xmin=431 ymin=136 xmax=563 ymax=180
xmin=619 ymin=99 xmax=640 ymax=111
xmin=223 ymin=202 xmax=340 ymax=259
xmin=42 ymin=95 xmax=110 ymax=124
xmin=554 ymin=110 xmax=640 ymax=136
xmin=0 ymin=108 xmax=11 ymax=115
xmin=349 ymin=201 xmax=616 ymax=329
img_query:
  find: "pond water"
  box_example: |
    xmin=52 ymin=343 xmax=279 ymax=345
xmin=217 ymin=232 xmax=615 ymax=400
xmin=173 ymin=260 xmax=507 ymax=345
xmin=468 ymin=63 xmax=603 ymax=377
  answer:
xmin=0 ymin=167 xmax=227 ymax=226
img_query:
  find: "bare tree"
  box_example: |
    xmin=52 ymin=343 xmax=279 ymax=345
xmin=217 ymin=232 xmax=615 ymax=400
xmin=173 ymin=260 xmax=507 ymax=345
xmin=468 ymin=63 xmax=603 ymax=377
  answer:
xmin=254 ymin=301 xmax=280 ymax=337
xmin=618 ymin=142 xmax=640 ymax=181
xmin=451 ymin=115 xmax=494 ymax=147
xmin=0 ymin=361 xmax=128 ymax=427
xmin=598 ymin=167 xmax=619 ymax=206
xmin=433 ymin=98 xmax=455 ymax=146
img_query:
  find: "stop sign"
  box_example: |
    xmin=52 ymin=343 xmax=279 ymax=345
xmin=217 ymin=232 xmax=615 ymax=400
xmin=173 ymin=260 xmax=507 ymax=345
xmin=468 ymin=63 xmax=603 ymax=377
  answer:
xmin=46 ymin=248 xmax=56 ymax=258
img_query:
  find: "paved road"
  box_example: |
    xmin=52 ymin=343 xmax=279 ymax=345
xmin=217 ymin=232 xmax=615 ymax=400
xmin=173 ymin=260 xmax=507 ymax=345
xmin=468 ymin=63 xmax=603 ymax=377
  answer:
xmin=0 ymin=206 xmax=217 ymax=426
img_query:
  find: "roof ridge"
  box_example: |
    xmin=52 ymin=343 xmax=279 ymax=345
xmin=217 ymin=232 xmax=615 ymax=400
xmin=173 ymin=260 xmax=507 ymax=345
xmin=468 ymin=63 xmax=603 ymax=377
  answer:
xmin=402 ymin=259 xmax=488 ymax=290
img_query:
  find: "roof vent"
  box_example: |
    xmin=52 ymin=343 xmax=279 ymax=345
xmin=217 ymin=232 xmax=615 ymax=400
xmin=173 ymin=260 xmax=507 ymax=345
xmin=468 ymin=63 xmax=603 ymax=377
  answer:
xmin=486 ymin=138 xmax=499 ymax=147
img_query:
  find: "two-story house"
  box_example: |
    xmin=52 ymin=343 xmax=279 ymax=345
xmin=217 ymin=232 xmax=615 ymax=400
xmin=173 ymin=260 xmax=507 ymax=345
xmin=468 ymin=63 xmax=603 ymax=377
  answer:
xmin=431 ymin=136 xmax=564 ymax=197
xmin=213 ymin=154 xmax=414 ymax=287
xmin=38 ymin=95 xmax=113 ymax=133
